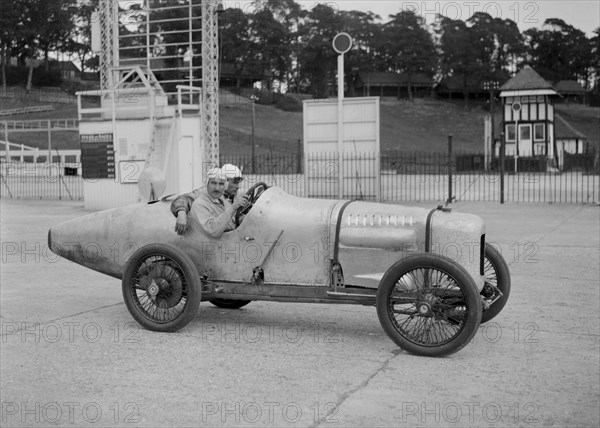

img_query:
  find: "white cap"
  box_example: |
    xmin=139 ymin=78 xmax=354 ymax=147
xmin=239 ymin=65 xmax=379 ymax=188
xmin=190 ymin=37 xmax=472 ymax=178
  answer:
xmin=206 ymin=167 xmax=225 ymax=181
xmin=221 ymin=164 xmax=243 ymax=181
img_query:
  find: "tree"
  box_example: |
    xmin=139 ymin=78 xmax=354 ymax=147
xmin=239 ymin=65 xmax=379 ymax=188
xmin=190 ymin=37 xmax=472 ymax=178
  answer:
xmin=380 ymin=11 xmax=436 ymax=100
xmin=465 ymin=13 xmax=523 ymax=84
xmin=66 ymin=0 xmax=100 ymax=77
xmin=12 ymin=0 xmax=39 ymax=91
xmin=524 ymin=19 xmax=592 ymax=85
xmin=0 ymin=0 xmax=24 ymax=91
xmin=248 ymin=3 xmax=294 ymax=91
xmin=297 ymin=4 xmax=343 ymax=98
xmin=436 ymin=16 xmax=481 ymax=107
xmin=220 ymin=7 xmax=253 ymax=88
xmin=337 ymin=10 xmax=382 ymax=97
xmin=8 ymin=0 xmax=77 ymax=91
xmin=466 ymin=12 xmax=497 ymax=81
xmin=35 ymin=0 xmax=78 ymax=71
xmin=490 ymin=17 xmax=524 ymax=78
xmin=252 ymin=0 xmax=304 ymax=91
xmin=592 ymin=27 xmax=600 ymax=92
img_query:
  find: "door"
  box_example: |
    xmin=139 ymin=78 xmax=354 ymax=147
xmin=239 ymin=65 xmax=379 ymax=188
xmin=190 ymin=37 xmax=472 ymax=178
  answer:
xmin=518 ymin=124 xmax=532 ymax=156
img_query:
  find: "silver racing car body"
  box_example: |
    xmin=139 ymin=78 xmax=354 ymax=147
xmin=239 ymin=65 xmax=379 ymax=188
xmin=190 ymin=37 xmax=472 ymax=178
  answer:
xmin=49 ymin=185 xmax=510 ymax=357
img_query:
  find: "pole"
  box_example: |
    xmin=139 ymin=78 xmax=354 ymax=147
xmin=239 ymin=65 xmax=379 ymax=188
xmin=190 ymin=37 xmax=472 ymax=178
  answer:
xmin=490 ymin=86 xmax=495 ymax=156
xmin=112 ymin=1 xmax=119 ymax=74
xmin=297 ymin=138 xmax=302 ymax=174
xmin=47 ymin=120 xmax=51 ymax=162
xmin=514 ymin=119 xmax=518 ymax=174
xmin=484 ymin=81 xmax=498 ymax=171
xmin=4 ymin=122 xmax=8 ymax=162
xmin=484 ymin=116 xmax=490 ymax=171
xmin=145 ymin=0 xmax=150 ymax=71
xmin=251 ymin=100 xmax=255 ymax=174
xmin=447 ymin=134 xmax=453 ymax=204
xmin=337 ymin=53 xmax=344 ymax=199
xmin=500 ymin=132 xmax=505 ymax=204
xmin=188 ymin=0 xmax=193 ymax=89
xmin=337 ymin=54 xmax=344 ymax=100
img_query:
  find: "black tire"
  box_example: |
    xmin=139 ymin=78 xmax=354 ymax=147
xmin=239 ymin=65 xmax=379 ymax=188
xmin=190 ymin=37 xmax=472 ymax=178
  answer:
xmin=209 ymin=298 xmax=252 ymax=309
xmin=480 ymin=244 xmax=511 ymax=324
xmin=122 ymin=244 xmax=201 ymax=332
xmin=376 ymin=253 xmax=482 ymax=357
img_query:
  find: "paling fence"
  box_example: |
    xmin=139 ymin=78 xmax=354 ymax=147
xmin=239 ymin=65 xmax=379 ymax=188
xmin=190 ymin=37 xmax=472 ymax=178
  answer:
xmin=221 ymin=151 xmax=599 ymax=204
xmin=0 ymin=163 xmax=84 ymax=200
xmin=1 ymin=151 xmax=598 ymax=204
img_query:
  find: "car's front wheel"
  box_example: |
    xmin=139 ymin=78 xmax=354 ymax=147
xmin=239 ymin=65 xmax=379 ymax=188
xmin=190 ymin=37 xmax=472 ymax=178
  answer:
xmin=122 ymin=244 xmax=201 ymax=332
xmin=376 ymin=253 xmax=482 ymax=357
xmin=480 ymin=244 xmax=511 ymax=323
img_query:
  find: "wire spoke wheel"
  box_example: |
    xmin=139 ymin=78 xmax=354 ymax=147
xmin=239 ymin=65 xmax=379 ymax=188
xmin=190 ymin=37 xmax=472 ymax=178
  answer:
xmin=123 ymin=244 xmax=201 ymax=332
xmin=480 ymin=244 xmax=511 ymax=324
xmin=377 ymin=254 xmax=482 ymax=357
xmin=134 ymin=257 xmax=186 ymax=322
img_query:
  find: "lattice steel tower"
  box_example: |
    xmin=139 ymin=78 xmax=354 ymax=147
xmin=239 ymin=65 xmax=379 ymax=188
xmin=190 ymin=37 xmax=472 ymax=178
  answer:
xmin=201 ymin=0 xmax=220 ymax=167
xmin=98 ymin=0 xmax=117 ymax=91
xmin=97 ymin=0 xmax=221 ymax=167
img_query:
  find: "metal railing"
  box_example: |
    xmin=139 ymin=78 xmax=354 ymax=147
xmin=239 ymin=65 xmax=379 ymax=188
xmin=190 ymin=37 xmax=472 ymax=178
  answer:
xmin=222 ymin=151 xmax=600 ymax=204
xmin=1 ymin=162 xmax=83 ymax=200
xmin=2 ymin=151 xmax=599 ymax=204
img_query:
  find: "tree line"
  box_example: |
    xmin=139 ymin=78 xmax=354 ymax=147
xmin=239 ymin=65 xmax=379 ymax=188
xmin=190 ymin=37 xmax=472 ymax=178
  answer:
xmin=1 ymin=0 xmax=599 ymax=99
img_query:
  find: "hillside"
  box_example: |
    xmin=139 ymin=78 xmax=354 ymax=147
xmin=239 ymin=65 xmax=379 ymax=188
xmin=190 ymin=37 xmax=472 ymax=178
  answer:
xmin=1 ymin=89 xmax=598 ymax=155
xmin=219 ymin=98 xmax=600 ymax=155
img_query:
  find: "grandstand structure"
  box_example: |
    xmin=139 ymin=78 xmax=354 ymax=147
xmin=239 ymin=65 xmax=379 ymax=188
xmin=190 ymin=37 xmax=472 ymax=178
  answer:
xmin=95 ymin=0 xmax=220 ymax=168
xmin=72 ymin=0 xmax=223 ymax=208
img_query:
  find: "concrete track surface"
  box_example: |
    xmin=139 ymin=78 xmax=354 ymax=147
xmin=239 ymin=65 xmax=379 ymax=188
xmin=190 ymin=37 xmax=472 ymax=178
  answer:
xmin=1 ymin=199 xmax=599 ymax=427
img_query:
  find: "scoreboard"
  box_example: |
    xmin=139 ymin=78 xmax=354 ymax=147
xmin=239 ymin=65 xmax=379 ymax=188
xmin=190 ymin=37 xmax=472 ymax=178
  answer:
xmin=80 ymin=133 xmax=116 ymax=179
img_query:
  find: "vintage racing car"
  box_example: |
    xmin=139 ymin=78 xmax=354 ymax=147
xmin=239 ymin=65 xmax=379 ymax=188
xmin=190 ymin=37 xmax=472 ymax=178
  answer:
xmin=48 ymin=181 xmax=510 ymax=357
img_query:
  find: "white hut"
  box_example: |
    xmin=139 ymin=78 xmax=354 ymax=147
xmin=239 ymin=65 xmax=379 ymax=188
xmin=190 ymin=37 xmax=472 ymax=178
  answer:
xmin=499 ymin=66 xmax=558 ymax=159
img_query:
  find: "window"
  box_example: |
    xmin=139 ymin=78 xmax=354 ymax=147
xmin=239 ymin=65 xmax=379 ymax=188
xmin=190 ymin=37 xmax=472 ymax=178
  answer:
xmin=506 ymin=124 xmax=516 ymax=142
xmin=534 ymin=144 xmax=546 ymax=155
xmin=534 ymin=123 xmax=545 ymax=141
xmin=520 ymin=125 xmax=531 ymax=140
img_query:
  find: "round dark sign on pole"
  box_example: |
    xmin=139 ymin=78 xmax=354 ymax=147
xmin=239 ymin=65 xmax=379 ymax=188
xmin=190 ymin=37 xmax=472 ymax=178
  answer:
xmin=333 ymin=32 xmax=352 ymax=54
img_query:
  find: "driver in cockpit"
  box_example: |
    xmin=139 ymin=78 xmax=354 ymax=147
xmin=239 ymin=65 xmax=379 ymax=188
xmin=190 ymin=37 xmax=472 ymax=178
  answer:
xmin=171 ymin=164 xmax=245 ymax=236
xmin=187 ymin=167 xmax=250 ymax=239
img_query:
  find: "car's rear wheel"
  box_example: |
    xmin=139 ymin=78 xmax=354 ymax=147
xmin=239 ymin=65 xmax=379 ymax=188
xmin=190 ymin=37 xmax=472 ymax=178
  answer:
xmin=376 ymin=253 xmax=482 ymax=357
xmin=480 ymin=244 xmax=511 ymax=324
xmin=122 ymin=244 xmax=201 ymax=332
xmin=209 ymin=298 xmax=252 ymax=309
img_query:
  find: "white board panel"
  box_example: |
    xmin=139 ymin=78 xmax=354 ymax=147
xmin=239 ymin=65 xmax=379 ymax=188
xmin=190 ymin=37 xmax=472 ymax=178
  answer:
xmin=303 ymin=97 xmax=380 ymax=200
xmin=305 ymin=123 xmax=338 ymax=142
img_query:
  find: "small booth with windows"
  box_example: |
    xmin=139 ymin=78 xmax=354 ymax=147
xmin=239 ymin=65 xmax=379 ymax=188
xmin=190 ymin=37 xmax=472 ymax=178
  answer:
xmin=499 ymin=66 xmax=558 ymax=160
xmin=497 ymin=66 xmax=589 ymax=171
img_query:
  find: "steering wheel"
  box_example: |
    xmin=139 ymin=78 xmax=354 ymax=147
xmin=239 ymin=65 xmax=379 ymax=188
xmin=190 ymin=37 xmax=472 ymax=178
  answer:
xmin=235 ymin=182 xmax=269 ymax=226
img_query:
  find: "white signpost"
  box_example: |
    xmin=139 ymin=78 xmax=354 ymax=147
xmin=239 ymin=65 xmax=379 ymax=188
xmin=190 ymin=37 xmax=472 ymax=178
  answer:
xmin=303 ymin=33 xmax=380 ymax=200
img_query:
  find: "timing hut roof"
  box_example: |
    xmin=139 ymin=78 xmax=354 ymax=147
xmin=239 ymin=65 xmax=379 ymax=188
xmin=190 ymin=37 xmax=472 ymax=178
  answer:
xmin=500 ymin=66 xmax=558 ymax=97
xmin=555 ymin=114 xmax=587 ymax=140
xmin=555 ymin=80 xmax=586 ymax=94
